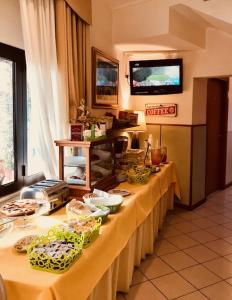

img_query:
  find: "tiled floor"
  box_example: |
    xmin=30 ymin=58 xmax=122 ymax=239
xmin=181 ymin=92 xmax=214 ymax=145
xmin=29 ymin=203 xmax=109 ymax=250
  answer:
xmin=117 ymin=186 xmax=232 ymax=299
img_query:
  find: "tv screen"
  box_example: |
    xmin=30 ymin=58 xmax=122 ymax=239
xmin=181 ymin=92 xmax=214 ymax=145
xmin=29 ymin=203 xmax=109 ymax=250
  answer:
xmin=129 ymin=58 xmax=183 ymax=95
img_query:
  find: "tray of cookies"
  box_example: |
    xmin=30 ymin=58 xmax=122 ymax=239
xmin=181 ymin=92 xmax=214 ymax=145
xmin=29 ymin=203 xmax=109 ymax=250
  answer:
xmin=0 ymin=199 xmax=50 ymax=220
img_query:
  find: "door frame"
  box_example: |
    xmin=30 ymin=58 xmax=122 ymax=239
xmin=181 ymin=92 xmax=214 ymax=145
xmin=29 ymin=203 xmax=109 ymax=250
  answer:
xmin=205 ymin=77 xmax=229 ymax=195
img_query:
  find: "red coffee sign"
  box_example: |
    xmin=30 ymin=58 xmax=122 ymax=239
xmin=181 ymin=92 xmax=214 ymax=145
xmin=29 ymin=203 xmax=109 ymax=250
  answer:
xmin=145 ymin=104 xmax=177 ymax=117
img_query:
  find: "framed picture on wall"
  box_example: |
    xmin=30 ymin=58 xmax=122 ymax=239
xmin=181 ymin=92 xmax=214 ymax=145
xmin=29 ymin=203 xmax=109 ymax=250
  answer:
xmin=92 ymin=47 xmax=119 ymax=109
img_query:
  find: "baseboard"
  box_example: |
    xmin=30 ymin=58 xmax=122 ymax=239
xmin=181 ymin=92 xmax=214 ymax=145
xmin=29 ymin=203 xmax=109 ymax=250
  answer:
xmin=174 ymin=198 xmax=206 ymax=211
xmin=225 ymin=181 xmax=232 ymax=188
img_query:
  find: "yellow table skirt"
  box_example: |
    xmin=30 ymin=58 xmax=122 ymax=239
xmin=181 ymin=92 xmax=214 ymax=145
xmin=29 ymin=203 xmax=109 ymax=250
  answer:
xmin=0 ymin=162 xmax=180 ymax=300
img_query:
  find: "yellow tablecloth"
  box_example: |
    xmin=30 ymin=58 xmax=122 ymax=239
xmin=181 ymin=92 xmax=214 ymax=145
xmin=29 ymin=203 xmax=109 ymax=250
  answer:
xmin=0 ymin=162 xmax=180 ymax=300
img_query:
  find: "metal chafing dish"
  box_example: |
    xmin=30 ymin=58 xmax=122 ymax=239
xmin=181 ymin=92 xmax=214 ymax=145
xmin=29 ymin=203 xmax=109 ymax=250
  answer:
xmin=20 ymin=179 xmax=70 ymax=214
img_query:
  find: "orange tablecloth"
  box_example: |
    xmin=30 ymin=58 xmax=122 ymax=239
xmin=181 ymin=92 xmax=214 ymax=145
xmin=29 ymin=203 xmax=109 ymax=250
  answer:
xmin=0 ymin=162 xmax=180 ymax=300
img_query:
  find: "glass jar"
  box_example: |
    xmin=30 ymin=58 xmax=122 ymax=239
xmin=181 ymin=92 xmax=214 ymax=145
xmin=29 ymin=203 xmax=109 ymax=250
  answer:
xmin=151 ymin=148 xmax=161 ymax=165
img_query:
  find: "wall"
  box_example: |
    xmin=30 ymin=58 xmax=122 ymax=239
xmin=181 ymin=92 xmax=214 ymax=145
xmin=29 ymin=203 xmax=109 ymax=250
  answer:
xmin=90 ymin=0 xmax=122 ymax=117
xmin=0 ymin=0 xmax=23 ymax=49
xmin=91 ymin=0 xmax=115 ymax=57
xmin=119 ymin=29 xmax=232 ymax=125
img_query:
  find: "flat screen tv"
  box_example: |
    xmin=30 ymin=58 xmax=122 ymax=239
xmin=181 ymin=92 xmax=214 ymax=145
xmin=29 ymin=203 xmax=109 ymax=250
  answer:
xmin=129 ymin=58 xmax=183 ymax=95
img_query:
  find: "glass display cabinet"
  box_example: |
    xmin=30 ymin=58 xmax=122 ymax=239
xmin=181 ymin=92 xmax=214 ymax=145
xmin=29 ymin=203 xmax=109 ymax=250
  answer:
xmin=54 ymin=138 xmax=117 ymax=198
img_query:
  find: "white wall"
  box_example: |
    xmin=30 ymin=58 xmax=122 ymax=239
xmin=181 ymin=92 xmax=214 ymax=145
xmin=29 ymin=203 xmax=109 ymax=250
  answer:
xmin=119 ymin=28 xmax=232 ymax=125
xmin=0 ymin=0 xmax=23 ymax=49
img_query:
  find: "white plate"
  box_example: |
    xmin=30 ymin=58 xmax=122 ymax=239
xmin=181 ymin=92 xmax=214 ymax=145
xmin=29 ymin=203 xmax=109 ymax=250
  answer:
xmin=84 ymin=195 xmax=123 ymax=207
xmin=108 ymin=189 xmax=131 ymax=197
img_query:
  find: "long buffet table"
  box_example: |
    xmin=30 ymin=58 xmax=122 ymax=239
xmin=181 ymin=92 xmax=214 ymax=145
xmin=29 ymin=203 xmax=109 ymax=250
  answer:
xmin=0 ymin=162 xmax=180 ymax=300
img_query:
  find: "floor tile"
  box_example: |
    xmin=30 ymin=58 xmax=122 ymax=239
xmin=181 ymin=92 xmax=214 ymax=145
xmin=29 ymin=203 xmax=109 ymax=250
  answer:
xmin=187 ymin=230 xmax=218 ymax=243
xmin=173 ymin=222 xmax=200 ymax=234
xmin=194 ymin=207 xmax=215 ymax=217
xmin=152 ymin=272 xmax=195 ymax=299
xmin=176 ymin=291 xmax=208 ymax=299
xmin=167 ymin=235 xmax=199 ymax=250
xmin=184 ymin=244 xmax=219 ymax=263
xmin=223 ymin=236 xmax=232 ymax=244
xmin=154 ymin=240 xmax=178 ymax=256
xmin=159 ymin=226 xmax=182 ymax=238
xmin=201 ymin=281 xmax=232 ymax=300
xmin=125 ymin=281 xmax=167 ymax=300
xmin=177 ymin=212 xmax=201 ymax=222
xmin=203 ymin=257 xmax=232 ymax=279
xmin=166 ymin=215 xmax=185 ymax=225
xmin=208 ymin=205 xmax=227 ymax=214
xmin=179 ymin=264 xmax=220 ymax=289
xmin=226 ymin=277 xmax=232 ymax=285
xmin=222 ymin=222 xmax=232 ymax=230
xmin=207 ymin=213 xmax=231 ymax=224
xmin=139 ymin=257 xmax=173 ymax=280
xmin=131 ymin=269 xmax=147 ymax=285
xmin=224 ymin=254 xmax=232 ymax=263
xmin=161 ymin=251 xmax=198 ymax=271
xmin=191 ymin=217 xmax=217 ymax=229
xmin=205 ymin=239 xmax=232 ymax=255
xmin=220 ymin=211 xmax=232 ymax=220
xmin=206 ymin=225 xmax=232 ymax=238
xmin=125 ymin=188 xmax=232 ymax=299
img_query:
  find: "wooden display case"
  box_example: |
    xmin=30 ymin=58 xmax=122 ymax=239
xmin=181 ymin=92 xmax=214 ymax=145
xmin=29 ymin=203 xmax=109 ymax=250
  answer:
xmin=54 ymin=138 xmax=118 ymax=199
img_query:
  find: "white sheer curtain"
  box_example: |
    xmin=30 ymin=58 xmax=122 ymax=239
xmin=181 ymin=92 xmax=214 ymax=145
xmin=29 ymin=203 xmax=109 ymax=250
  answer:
xmin=19 ymin=0 xmax=68 ymax=177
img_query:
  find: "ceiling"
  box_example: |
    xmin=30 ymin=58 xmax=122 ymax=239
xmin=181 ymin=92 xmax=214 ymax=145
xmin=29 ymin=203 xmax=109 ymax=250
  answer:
xmin=105 ymin=0 xmax=232 ymax=52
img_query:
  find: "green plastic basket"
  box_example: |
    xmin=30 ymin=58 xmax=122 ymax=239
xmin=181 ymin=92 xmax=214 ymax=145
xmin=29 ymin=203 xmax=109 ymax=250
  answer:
xmin=27 ymin=229 xmax=83 ymax=274
xmin=127 ymin=166 xmax=151 ymax=184
xmin=68 ymin=218 xmax=102 ymax=248
xmin=53 ymin=217 xmax=102 ymax=248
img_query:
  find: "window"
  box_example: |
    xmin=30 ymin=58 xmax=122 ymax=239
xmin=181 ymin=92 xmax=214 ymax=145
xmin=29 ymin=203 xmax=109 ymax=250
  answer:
xmin=0 ymin=43 xmax=44 ymax=197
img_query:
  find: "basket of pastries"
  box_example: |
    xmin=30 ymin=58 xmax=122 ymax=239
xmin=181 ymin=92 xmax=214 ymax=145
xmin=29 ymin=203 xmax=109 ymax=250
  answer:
xmin=27 ymin=228 xmax=83 ymax=273
xmin=55 ymin=217 xmax=102 ymax=248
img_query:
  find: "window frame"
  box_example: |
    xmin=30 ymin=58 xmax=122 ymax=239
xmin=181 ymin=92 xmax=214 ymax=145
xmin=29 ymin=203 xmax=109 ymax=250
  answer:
xmin=0 ymin=43 xmax=44 ymax=197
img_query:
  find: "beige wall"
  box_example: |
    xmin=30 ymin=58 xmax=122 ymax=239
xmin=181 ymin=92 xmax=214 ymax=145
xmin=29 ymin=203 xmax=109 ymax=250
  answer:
xmin=91 ymin=0 xmax=115 ymax=58
xmin=119 ymin=28 xmax=232 ymax=125
xmin=0 ymin=0 xmax=23 ymax=49
xmin=191 ymin=126 xmax=206 ymax=205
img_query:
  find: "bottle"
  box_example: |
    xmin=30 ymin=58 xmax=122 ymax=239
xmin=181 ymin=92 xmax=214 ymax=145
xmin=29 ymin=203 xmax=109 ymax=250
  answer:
xmin=91 ymin=124 xmax=96 ymax=140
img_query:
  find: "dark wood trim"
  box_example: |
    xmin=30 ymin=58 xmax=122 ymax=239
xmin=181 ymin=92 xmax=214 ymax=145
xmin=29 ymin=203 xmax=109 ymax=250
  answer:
xmin=189 ymin=126 xmax=194 ymax=206
xmin=175 ymin=198 xmax=206 ymax=210
xmin=221 ymin=80 xmax=229 ymax=188
xmin=225 ymin=181 xmax=232 ymax=188
xmin=146 ymin=123 xmax=206 ymax=127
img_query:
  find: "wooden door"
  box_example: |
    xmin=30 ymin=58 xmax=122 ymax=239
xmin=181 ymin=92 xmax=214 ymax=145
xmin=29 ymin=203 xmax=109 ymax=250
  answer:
xmin=206 ymin=78 xmax=228 ymax=196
